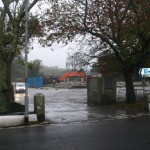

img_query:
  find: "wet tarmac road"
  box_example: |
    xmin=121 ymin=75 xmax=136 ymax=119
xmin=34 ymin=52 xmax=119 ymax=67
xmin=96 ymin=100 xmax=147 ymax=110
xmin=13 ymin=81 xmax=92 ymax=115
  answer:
xmin=0 ymin=115 xmax=150 ymax=150
xmin=1 ymin=87 xmax=150 ymax=149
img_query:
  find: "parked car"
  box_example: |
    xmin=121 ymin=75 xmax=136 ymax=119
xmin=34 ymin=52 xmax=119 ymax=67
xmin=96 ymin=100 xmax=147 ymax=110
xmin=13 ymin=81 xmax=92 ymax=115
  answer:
xmin=15 ymin=82 xmax=26 ymax=93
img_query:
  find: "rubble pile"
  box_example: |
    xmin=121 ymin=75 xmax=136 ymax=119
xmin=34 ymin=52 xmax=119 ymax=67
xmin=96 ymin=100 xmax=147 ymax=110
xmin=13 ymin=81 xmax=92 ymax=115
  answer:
xmin=52 ymin=81 xmax=87 ymax=88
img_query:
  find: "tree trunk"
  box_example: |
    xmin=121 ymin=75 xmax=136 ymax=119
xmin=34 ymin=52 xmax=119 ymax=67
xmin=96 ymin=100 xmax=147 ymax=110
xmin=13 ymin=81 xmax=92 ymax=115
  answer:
xmin=123 ymin=68 xmax=136 ymax=104
xmin=0 ymin=57 xmax=14 ymax=113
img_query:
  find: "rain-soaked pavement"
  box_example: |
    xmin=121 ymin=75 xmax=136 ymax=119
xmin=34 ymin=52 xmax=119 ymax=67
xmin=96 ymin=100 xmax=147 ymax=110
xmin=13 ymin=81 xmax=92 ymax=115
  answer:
xmin=15 ymin=87 xmax=150 ymax=124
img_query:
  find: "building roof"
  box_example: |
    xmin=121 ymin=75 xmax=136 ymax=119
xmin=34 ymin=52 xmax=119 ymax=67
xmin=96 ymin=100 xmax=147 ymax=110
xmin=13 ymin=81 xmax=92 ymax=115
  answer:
xmin=59 ymin=71 xmax=86 ymax=81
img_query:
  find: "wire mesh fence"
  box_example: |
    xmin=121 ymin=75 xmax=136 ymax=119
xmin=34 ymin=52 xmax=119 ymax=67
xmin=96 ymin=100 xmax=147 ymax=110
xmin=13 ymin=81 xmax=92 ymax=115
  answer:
xmin=116 ymin=81 xmax=150 ymax=102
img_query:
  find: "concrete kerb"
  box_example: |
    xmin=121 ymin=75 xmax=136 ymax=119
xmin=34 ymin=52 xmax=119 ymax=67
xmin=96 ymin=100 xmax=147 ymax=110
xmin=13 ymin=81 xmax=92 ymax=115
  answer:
xmin=0 ymin=115 xmax=24 ymax=128
xmin=0 ymin=114 xmax=50 ymax=129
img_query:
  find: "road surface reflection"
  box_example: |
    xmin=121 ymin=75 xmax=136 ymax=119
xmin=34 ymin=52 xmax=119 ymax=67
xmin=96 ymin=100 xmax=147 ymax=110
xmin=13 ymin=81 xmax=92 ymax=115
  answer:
xmin=15 ymin=93 xmax=25 ymax=104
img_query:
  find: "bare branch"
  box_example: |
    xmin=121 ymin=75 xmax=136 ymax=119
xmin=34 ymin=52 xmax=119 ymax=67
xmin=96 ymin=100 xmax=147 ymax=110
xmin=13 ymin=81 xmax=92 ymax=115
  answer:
xmin=1 ymin=0 xmax=15 ymax=26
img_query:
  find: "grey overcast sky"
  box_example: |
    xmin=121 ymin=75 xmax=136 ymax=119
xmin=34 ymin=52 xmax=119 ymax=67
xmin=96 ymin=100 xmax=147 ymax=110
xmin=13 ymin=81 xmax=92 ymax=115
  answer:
xmin=28 ymin=40 xmax=69 ymax=68
xmin=28 ymin=2 xmax=70 ymax=68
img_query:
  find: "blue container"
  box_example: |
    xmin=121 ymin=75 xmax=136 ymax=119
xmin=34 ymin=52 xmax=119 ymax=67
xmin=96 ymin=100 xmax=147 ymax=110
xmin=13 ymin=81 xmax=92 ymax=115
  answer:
xmin=27 ymin=77 xmax=44 ymax=87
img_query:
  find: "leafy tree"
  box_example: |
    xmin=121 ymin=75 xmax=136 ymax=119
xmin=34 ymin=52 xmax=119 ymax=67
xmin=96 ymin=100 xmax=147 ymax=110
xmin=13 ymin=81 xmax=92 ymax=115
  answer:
xmin=43 ymin=0 xmax=150 ymax=103
xmin=12 ymin=59 xmax=43 ymax=80
xmin=11 ymin=61 xmax=25 ymax=80
xmin=0 ymin=0 xmax=42 ymax=113
xmin=28 ymin=59 xmax=43 ymax=77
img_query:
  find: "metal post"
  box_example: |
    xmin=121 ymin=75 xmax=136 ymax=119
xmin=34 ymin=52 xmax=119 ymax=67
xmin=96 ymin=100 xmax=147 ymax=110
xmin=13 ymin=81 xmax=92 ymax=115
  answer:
xmin=142 ymin=77 xmax=146 ymax=96
xmin=24 ymin=0 xmax=29 ymax=123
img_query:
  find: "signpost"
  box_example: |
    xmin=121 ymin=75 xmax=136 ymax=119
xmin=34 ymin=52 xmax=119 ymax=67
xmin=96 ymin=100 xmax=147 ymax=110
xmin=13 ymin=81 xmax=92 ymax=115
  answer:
xmin=139 ymin=68 xmax=150 ymax=77
xmin=139 ymin=68 xmax=150 ymax=111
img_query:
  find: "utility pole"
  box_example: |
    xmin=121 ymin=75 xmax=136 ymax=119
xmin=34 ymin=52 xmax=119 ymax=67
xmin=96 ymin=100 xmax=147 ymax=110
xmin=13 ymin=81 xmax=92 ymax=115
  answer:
xmin=25 ymin=0 xmax=29 ymax=123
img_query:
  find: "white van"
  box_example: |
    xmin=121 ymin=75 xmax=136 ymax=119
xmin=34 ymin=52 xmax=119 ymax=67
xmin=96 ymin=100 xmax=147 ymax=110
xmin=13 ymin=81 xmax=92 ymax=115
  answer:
xmin=15 ymin=82 xmax=26 ymax=93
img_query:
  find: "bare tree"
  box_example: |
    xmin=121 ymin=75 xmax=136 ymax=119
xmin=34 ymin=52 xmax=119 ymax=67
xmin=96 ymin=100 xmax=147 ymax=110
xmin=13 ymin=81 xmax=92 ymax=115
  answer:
xmin=66 ymin=52 xmax=86 ymax=70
